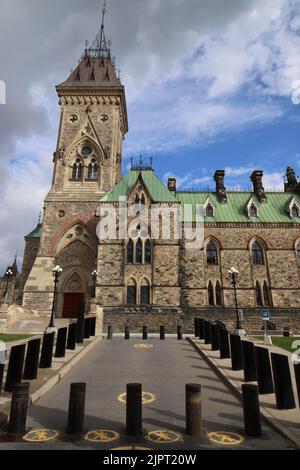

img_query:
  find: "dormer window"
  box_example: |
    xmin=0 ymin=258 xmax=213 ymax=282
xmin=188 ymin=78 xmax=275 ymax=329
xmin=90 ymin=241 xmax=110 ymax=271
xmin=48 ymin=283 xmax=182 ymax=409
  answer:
xmin=206 ymin=204 xmax=214 ymax=218
xmin=249 ymin=204 xmax=258 ymax=218
xmin=291 ymin=204 xmax=300 ymax=218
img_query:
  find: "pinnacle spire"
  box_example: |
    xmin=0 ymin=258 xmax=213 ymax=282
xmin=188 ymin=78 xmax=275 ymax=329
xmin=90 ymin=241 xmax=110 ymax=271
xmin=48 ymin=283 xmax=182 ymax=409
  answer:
xmin=83 ymin=1 xmax=111 ymax=60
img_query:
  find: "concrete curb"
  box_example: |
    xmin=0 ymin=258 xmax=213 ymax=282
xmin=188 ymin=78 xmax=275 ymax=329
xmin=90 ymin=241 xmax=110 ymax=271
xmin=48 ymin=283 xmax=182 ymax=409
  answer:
xmin=187 ymin=337 xmax=300 ymax=450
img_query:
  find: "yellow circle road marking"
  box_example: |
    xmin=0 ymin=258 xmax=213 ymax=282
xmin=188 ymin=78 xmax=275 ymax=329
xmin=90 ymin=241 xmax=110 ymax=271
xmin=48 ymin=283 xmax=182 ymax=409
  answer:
xmin=85 ymin=430 xmax=120 ymax=443
xmin=117 ymin=391 xmax=156 ymax=405
xmin=111 ymin=446 xmax=152 ymax=450
xmin=134 ymin=344 xmax=154 ymax=349
xmin=147 ymin=430 xmax=181 ymax=444
xmin=23 ymin=429 xmax=59 ymax=442
xmin=208 ymin=431 xmax=244 ymax=446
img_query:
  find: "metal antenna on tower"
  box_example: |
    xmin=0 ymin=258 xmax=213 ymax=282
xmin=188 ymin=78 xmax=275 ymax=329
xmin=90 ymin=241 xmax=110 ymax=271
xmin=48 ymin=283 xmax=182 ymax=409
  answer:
xmin=99 ymin=1 xmax=107 ymax=58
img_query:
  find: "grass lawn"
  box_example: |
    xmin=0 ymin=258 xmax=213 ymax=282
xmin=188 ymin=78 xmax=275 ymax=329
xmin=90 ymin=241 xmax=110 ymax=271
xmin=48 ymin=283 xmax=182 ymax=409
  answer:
xmin=255 ymin=336 xmax=300 ymax=353
xmin=0 ymin=333 xmax=32 ymax=343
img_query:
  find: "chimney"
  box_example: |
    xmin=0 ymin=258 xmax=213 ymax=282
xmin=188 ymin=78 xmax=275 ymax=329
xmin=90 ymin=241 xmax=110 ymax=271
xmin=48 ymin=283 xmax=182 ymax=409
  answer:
xmin=214 ymin=170 xmax=227 ymax=204
xmin=285 ymin=166 xmax=299 ymax=192
xmin=250 ymin=170 xmax=267 ymax=203
xmin=167 ymin=177 xmax=176 ymax=194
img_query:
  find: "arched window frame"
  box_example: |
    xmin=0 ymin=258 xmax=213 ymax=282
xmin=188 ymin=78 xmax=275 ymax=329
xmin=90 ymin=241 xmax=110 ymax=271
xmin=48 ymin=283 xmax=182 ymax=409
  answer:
xmin=215 ymin=281 xmax=223 ymax=306
xmin=263 ymin=281 xmax=272 ymax=306
xmin=71 ymin=158 xmax=83 ymax=180
xmin=140 ymin=278 xmax=151 ymax=305
xmin=208 ymin=281 xmax=214 ymax=306
xmin=127 ymin=239 xmax=134 ymax=264
xmin=87 ymin=158 xmax=99 ymax=180
xmin=206 ymin=240 xmax=219 ymax=265
xmin=255 ymin=281 xmax=263 ymax=306
xmin=296 ymin=241 xmax=300 ymax=267
xmin=127 ymin=278 xmax=137 ymax=305
xmin=251 ymin=240 xmax=265 ymax=266
xmin=247 ymin=198 xmax=260 ymax=218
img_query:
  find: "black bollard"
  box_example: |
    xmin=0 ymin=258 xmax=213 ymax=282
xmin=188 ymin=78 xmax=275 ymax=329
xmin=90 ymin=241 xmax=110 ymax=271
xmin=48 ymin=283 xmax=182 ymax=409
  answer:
xmin=67 ymin=383 xmax=86 ymax=435
xmin=125 ymin=325 xmax=130 ymax=340
xmin=211 ymin=324 xmax=220 ymax=351
xmin=271 ymin=353 xmax=296 ymax=410
xmin=107 ymin=325 xmax=113 ymax=340
xmin=39 ymin=332 xmax=55 ymax=369
xmin=4 ymin=344 xmax=26 ymax=392
xmin=204 ymin=321 xmax=212 ymax=345
xmin=186 ymin=384 xmax=202 ymax=437
xmin=0 ymin=363 xmax=4 ymax=393
xmin=76 ymin=302 xmax=85 ymax=344
xmin=177 ymin=325 xmax=183 ymax=340
xmin=242 ymin=341 xmax=257 ymax=382
xmin=194 ymin=318 xmax=199 ymax=337
xmin=219 ymin=328 xmax=231 ymax=359
xmin=242 ymin=384 xmax=262 ymax=437
xmin=90 ymin=317 xmax=96 ymax=337
xmin=229 ymin=334 xmax=243 ymax=371
xmin=8 ymin=382 xmax=30 ymax=435
xmin=142 ymin=326 xmax=148 ymax=340
xmin=198 ymin=319 xmax=205 ymax=340
xmin=294 ymin=363 xmax=300 ymax=408
xmin=84 ymin=318 xmax=91 ymax=339
xmin=54 ymin=327 xmax=68 ymax=358
xmin=67 ymin=323 xmax=77 ymax=350
xmin=160 ymin=325 xmax=165 ymax=340
xmin=254 ymin=346 xmax=274 ymax=394
xmin=126 ymin=383 xmax=142 ymax=436
xmin=23 ymin=338 xmax=41 ymax=380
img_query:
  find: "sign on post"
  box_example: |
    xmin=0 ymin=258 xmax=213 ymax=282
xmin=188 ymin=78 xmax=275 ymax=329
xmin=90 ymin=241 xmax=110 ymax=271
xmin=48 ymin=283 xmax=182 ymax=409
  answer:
xmin=260 ymin=309 xmax=270 ymax=321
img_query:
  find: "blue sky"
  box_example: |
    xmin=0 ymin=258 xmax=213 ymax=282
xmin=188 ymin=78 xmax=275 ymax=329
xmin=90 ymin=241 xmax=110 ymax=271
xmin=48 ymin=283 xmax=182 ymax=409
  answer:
xmin=0 ymin=0 xmax=300 ymax=272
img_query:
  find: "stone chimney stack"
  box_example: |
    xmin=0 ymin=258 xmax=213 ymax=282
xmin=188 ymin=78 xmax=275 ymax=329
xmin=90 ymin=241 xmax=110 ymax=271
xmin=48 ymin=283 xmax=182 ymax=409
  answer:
xmin=214 ymin=170 xmax=227 ymax=204
xmin=167 ymin=177 xmax=176 ymax=194
xmin=250 ymin=170 xmax=267 ymax=203
xmin=285 ymin=166 xmax=299 ymax=192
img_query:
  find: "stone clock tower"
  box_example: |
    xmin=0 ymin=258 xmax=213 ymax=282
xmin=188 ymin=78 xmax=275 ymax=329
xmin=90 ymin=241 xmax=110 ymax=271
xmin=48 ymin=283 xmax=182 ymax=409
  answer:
xmin=22 ymin=12 xmax=128 ymax=318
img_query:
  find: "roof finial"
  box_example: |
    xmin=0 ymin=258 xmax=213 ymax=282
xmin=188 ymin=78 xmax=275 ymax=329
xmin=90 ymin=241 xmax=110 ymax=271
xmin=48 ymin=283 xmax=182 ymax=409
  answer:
xmin=38 ymin=211 xmax=42 ymax=225
xmin=98 ymin=1 xmax=107 ymax=58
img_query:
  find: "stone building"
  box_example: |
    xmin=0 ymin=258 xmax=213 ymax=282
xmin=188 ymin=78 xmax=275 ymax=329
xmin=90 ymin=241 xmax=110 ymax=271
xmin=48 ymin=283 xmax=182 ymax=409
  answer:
xmin=12 ymin=20 xmax=300 ymax=331
xmin=0 ymin=257 xmax=19 ymax=306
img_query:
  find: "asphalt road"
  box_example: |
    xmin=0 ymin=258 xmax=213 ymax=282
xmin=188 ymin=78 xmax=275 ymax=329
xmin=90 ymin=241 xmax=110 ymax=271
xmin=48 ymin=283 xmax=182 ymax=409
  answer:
xmin=0 ymin=337 xmax=294 ymax=450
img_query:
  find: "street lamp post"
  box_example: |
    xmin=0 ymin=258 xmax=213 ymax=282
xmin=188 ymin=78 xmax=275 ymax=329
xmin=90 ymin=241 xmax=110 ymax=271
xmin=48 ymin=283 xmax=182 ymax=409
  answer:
xmin=3 ymin=269 xmax=13 ymax=304
xmin=228 ymin=266 xmax=245 ymax=336
xmin=46 ymin=265 xmax=63 ymax=333
xmin=91 ymin=270 xmax=97 ymax=298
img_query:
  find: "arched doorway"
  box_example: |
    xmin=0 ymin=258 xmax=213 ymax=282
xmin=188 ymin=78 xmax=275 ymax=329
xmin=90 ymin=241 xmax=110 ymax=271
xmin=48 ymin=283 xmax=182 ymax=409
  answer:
xmin=62 ymin=271 xmax=85 ymax=318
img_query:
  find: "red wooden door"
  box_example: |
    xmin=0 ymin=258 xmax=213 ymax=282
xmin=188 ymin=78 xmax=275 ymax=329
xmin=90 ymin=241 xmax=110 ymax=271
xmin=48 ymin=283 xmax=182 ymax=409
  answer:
xmin=63 ymin=293 xmax=84 ymax=318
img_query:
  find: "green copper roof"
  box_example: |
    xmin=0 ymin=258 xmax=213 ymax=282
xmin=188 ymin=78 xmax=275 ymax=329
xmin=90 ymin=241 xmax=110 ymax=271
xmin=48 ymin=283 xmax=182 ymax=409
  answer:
xmin=25 ymin=223 xmax=42 ymax=238
xmin=101 ymin=170 xmax=300 ymax=223
xmin=101 ymin=170 xmax=177 ymax=203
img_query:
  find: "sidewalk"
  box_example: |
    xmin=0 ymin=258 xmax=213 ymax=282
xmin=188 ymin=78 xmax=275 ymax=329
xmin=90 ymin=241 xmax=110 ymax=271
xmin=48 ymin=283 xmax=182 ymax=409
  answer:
xmin=0 ymin=335 xmax=101 ymax=426
xmin=188 ymin=336 xmax=300 ymax=449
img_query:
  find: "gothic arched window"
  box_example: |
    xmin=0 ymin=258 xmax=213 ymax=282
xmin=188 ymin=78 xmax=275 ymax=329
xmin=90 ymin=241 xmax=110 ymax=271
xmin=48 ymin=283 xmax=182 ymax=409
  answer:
xmin=256 ymin=281 xmax=263 ymax=306
xmin=141 ymin=194 xmax=146 ymax=205
xmin=291 ymin=204 xmax=300 ymax=218
xmin=127 ymin=279 xmax=137 ymax=305
xmin=141 ymin=278 xmax=150 ymax=305
xmin=207 ymin=241 xmax=218 ymax=265
xmin=252 ymin=241 xmax=264 ymax=265
xmin=87 ymin=159 xmax=98 ymax=180
xmin=206 ymin=204 xmax=214 ymax=218
xmin=208 ymin=281 xmax=214 ymax=306
xmin=136 ymin=238 xmax=143 ymax=264
xmin=72 ymin=159 xmax=83 ymax=180
xmin=296 ymin=243 xmax=300 ymax=266
xmin=215 ymin=282 xmax=223 ymax=306
xmin=249 ymin=204 xmax=258 ymax=218
xmin=144 ymin=239 xmax=152 ymax=264
xmin=263 ymin=281 xmax=271 ymax=306
xmin=127 ymin=239 xmax=134 ymax=264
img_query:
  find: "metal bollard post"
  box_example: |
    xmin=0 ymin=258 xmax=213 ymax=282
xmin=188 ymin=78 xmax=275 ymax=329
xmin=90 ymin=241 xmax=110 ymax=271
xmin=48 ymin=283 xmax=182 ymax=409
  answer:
xmin=90 ymin=317 xmax=96 ymax=337
xmin=271 ymin=353 xmax=296 ymax=409
xmin=0 ymin=363 xmax=4 ymax=394
xmin=142 ymin=326 xmax=148 ymax=340
xmin=126 ymin=383 xmax=142 ymax=436
xmin=107 ymin=325 xmax=113 ymax=340
xmin=186 ymin=384 xmax=202 ymax=437
xmin=198 ymin=319 xmax=205 ymax=340
xmin=23 ymin=338 xmax=41 ymax=380
xmin=8 ymin=382 xmax=30 ymax=435
xmin=125 ymin=325 xmax=130 ymax=340
xmin=76 ymin=304 xmax=85 ymax=344
xmin=211 ymin=324 xmax=220 ymax=351
xmin=229 ymin=334 xmax=243 ymax=371
xmin=242 ymin=384 xmax=262 ymax=437
xmin=160 ymin=325 xmax=165 ymax=340
xmin=219 ymin=328 xmax=231 ymax=359
xmin=4 ymin=344 xmax=26 ymax=392
xmin=293 ymin=363 xmax=300 ymax=408
xmin=39 ymin=332 xmax=55 ymax=369
xmin=67 ymin=323 xmax=77 ymax=350
xmin=177 ymin=325 xmax=183 ymax=340
xmin=84 ymin=318 xmax=91 ymax=339
xmin=242 ymin=341 xmax=257 ymax=382
xmin=254 ymin=346 xmax=274 ymax=394
xmin=54 ymin=327 xmax=68 ymax=358
xmin=204 ymin=321 xmax=212 ymax=345
xmin=67 ymin=383 xmax=86 ymax=435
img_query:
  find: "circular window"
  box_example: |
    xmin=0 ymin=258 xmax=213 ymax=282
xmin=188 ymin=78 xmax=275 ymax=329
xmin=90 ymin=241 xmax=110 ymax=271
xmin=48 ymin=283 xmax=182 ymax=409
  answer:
xmin=81 ymin=146 xmax=93 ymax=156
xmin=58 ymin=210 xmax=65 ymax=218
